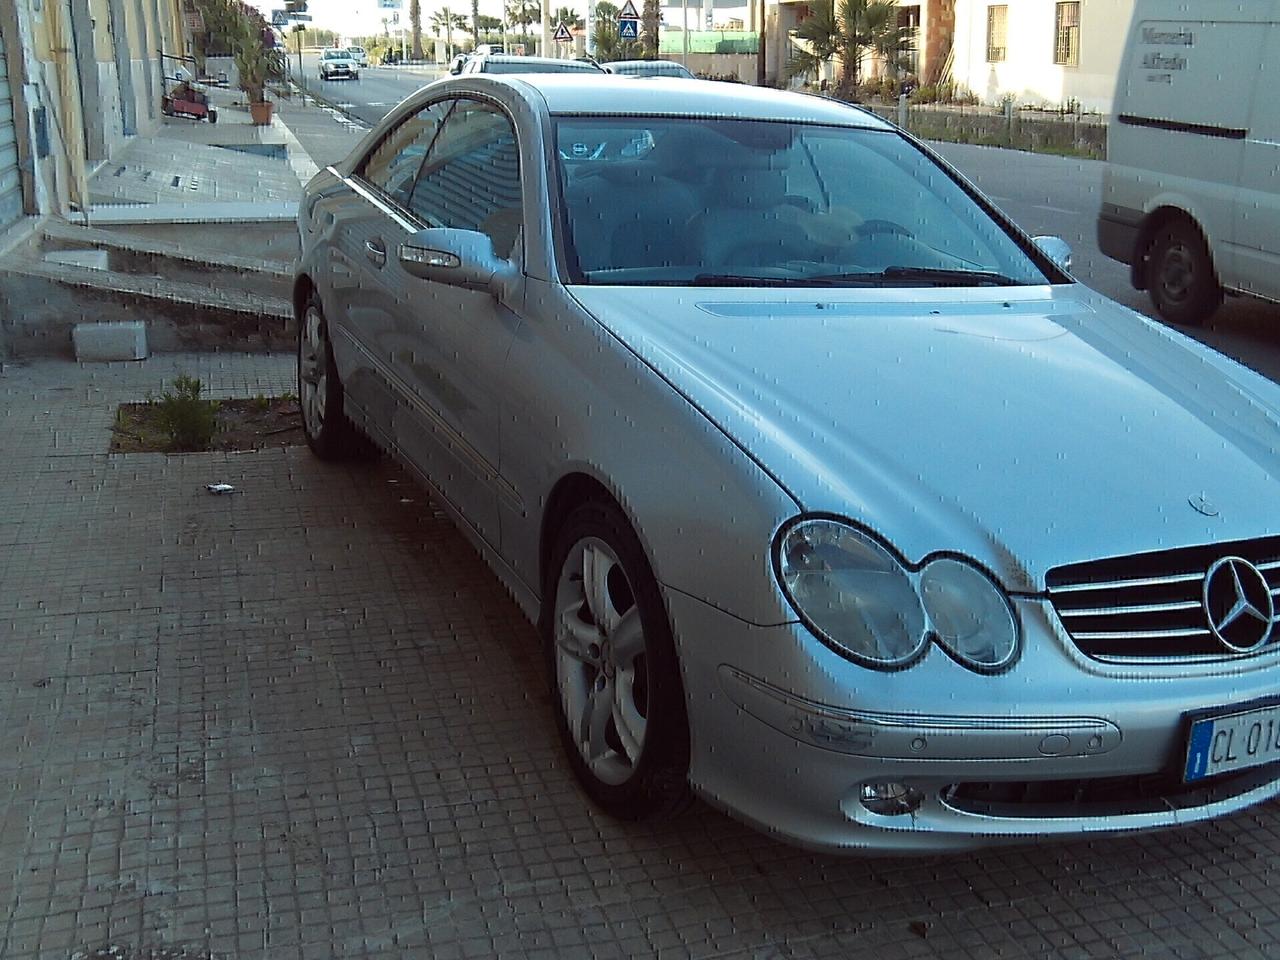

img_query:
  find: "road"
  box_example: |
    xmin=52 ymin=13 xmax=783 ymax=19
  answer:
xmin=290 ymin=52 xmax=444 ymax=126
xmin=281 ymin=75 xmax=1280 ymax=382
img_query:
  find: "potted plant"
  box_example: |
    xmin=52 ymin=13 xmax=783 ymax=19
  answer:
xmin=235 ymin=33 xmax=275 ymax=124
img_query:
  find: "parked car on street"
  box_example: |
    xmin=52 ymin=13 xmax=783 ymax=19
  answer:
xmin=447 ymin=53 xmax=469 ymax=75
xmin=318 ymin=48 xmax=359 ymax=81
xmin=603 ymin=59 xmax=696 ymax=78
xmin=459 ymin=54 xmax=605 ymax=75
xmin=1099 ymin=0 xmax=1280 ymax=326
xmin=296 ymin=74 xmax=1280 ymax=853
xmin=346 ymin=45 xmax=369 ymax=67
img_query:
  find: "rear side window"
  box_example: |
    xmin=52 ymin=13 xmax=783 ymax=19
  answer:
xmin=407 ymin=100 xmax=524 ymax=259
xmin=357 ymin=101 xmax=452 ymax=208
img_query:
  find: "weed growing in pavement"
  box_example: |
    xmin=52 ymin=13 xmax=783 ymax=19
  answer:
xmin=149 ymin=374 xmax=220 ymax=451
xmin=251 ymin=393 xmax=271 ymax=412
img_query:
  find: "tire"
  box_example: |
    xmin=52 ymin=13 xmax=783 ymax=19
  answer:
xmin=1145 ymin=218 xmax=1222 ymax=327
xmin=542 ymin=499 xmax=693 ymax=820
xmin=297 ymin=291 xmax=371 ymax=460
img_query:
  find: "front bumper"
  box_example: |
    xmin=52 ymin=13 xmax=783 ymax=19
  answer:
xmin=667 ymin=589 xmax=1280 ymax=853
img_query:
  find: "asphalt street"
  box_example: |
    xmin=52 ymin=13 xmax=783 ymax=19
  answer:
xmin=282 ymin=72 xmax=1280 ymax=384
xmin=291 ymin=52 xmax=443 ymax=126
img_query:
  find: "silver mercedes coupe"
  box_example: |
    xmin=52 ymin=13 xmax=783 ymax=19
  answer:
xmin=295 ymin=74 xmax=1280 ymax=852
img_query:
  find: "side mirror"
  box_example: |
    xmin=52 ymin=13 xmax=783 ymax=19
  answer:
xmin=1032 ymin=235 xmax=1072 ymax=274
xmin=398 ymin=227 xmax=518 ymax=297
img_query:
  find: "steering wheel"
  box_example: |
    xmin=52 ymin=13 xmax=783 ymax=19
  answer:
xmin=558 ymin=140 xmax=611 ymax=162
xmin=857 ymin=219 xmax=914 ymax=238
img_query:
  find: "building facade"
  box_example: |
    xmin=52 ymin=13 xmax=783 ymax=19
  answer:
xmin=0 ymin=0 xmax=190 ymax=238
xmin=950 ymin=0 xmax=1135 ymax=111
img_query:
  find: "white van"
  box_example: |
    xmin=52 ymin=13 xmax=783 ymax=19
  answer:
xmin=1098 ymin=0 xmax=1280 ymax=325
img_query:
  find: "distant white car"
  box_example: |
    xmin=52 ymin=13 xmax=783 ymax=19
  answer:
xmin=319 ymin=48 xmax=359 ymax=81
xmin=346 ymin=46 xmax=369 ymax=67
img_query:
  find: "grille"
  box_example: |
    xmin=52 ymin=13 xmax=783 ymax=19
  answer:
xmin=1046 ymin=535 xmax=1280 ymax=660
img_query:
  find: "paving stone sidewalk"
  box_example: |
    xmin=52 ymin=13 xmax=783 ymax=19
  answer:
xmin=2 ymin=354 xmax=1280 ymax=960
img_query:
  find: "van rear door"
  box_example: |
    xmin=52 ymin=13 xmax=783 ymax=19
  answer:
xmin=1234 ymin=13 xmax=1280 ymax=300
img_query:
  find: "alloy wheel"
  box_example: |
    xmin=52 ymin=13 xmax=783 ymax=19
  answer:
xmin=553 ymin=537 xmax=650 ymax=786
xmin=298 ymin=305 xmax=328 ymax=438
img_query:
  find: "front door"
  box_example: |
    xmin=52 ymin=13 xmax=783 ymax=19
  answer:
xmin=327 ymin=99 xmax=452 ymax=424
xmin=390 ymin=97 xmax=526 ymax=548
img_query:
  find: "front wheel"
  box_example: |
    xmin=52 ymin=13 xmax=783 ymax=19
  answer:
xmin=542 ymin=500 xmax=693 ymax=820
xmin=1145 ymin=219 xmax=1221 ymax=326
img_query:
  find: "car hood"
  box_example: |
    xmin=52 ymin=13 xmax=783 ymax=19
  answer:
xmin=571 ymin=284 xmax=1280 ymax=591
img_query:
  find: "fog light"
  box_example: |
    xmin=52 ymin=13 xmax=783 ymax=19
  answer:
xmin=859 ymin=781 xmax=924 ymax=816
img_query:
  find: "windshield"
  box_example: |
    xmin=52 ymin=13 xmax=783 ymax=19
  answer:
xmin=323 ymin=50 xmax=348 ymax=59
xmin=554 ymin=117 xmax=1054 ymax=287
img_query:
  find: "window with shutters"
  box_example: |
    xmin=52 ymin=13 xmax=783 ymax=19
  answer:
xmin=986 ymin=5 xmax=1008 ymax=62
xmin=1054 ymin=2 xmax=1081 ymax=66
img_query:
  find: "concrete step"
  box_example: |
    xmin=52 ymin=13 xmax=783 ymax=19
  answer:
xmin=0 ymin=254 xmax=293 ymax=359
xmin=39 ymin=220 xmax=293 ymax=300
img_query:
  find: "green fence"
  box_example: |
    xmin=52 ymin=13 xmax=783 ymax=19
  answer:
xmin=658 ymin=31 xmax=758 ymax=54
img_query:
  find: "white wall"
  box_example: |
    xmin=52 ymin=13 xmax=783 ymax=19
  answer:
xmin=952 ymin=0 xmax=1135 ymax=112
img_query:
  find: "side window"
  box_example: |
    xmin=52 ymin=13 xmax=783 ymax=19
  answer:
xmin=407 ymin=100 xmax=524 ymax=259
xmin=357 ymin=100 xmax=451 ymax=208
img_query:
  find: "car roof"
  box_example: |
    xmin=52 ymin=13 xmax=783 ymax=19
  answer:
xmin=475 ymin=54 xmax=603 ymax=71
xmin=494 ymin=75 xmax=892 ymax=127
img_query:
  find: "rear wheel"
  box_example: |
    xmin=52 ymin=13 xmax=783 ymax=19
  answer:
xmin=1145 ymin=219 xmax=1221 ymax=326
xmin=297 ymin=292 xmax=370 ymax=460
xmin=542 ymin=500 xmax=693 ymax=820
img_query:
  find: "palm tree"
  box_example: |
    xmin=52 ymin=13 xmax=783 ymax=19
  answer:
xmin=505 ymin=0 xmax=540 ymax=31
xmin=641 ymin=0 xmax=660 ymax=57
xmin=430 ymin=7 xmax=469 ymax=55
xmin=787 ymin=0 xmax=914 ymax=97
xmin=472 ymin=0 xmax=481 ymax=44
xmin=410 ymin=0 xmax=424 ymax=59
xmin=553 ymin=6 xmax=584 ymax=29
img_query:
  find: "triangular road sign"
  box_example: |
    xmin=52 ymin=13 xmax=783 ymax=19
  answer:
xmin=553 ymin=20 xmax=573 ymax=41
xmin=618 ymin=0 xmax=639 ymax=19
xmin=618 ymin=17 xmax=638 ymax=38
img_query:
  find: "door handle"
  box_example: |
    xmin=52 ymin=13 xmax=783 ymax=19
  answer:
xmin=365 ymin=239 xmax=386 ymax=266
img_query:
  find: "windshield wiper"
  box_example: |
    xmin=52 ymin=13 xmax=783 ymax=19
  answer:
xmin=809 ymin=266 xmax=1022 ymax=287
xmin=688 ymin=273 xmax=818 ymax=287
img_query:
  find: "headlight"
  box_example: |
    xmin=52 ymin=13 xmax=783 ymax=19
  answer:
xmin=776 ymin=519 xmax=1021 ymax=673
xmin=776 ymin=519 xmax=928 ymax=668
xmin=919 ymin=557 xmax=1019 ymax=671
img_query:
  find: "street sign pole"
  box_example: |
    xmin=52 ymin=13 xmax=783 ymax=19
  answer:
xmin=541 ymin=0 xmax=551 ymax=57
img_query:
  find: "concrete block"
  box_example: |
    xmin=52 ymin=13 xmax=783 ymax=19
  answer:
xmin=43 ymin=249 xmax=110 ymax=270
xmin=72 ymin=322 xmax=148 ymax=361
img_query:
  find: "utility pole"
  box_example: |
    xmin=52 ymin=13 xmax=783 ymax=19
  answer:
xmin=756 ymin=0 xmax=765 ymax=85
xmin=681 ymin=0 xmax=689 ymax=66
xmin=541 ymin=0 xmax=551 ymax=57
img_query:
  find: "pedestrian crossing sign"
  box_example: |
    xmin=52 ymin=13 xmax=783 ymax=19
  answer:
xmin=618 ymin=17 xmax=639 ymax=39
xmin=554 ymin=21 xmax=573 ymax=42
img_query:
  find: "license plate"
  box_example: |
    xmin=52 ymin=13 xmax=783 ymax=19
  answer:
xmin=1184 ymin=703 xmax=1280 ymax=782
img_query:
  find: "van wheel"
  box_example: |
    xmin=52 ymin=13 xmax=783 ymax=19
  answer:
xmin=1145 ymin=220 xmax=1221 ymax=327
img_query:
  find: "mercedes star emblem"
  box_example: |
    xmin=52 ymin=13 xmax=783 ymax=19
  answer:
xmin=1189 ymin=493 xmax=1220 ymax=517
xmin=1202 ymin=556 xmax=1275 ymax=653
